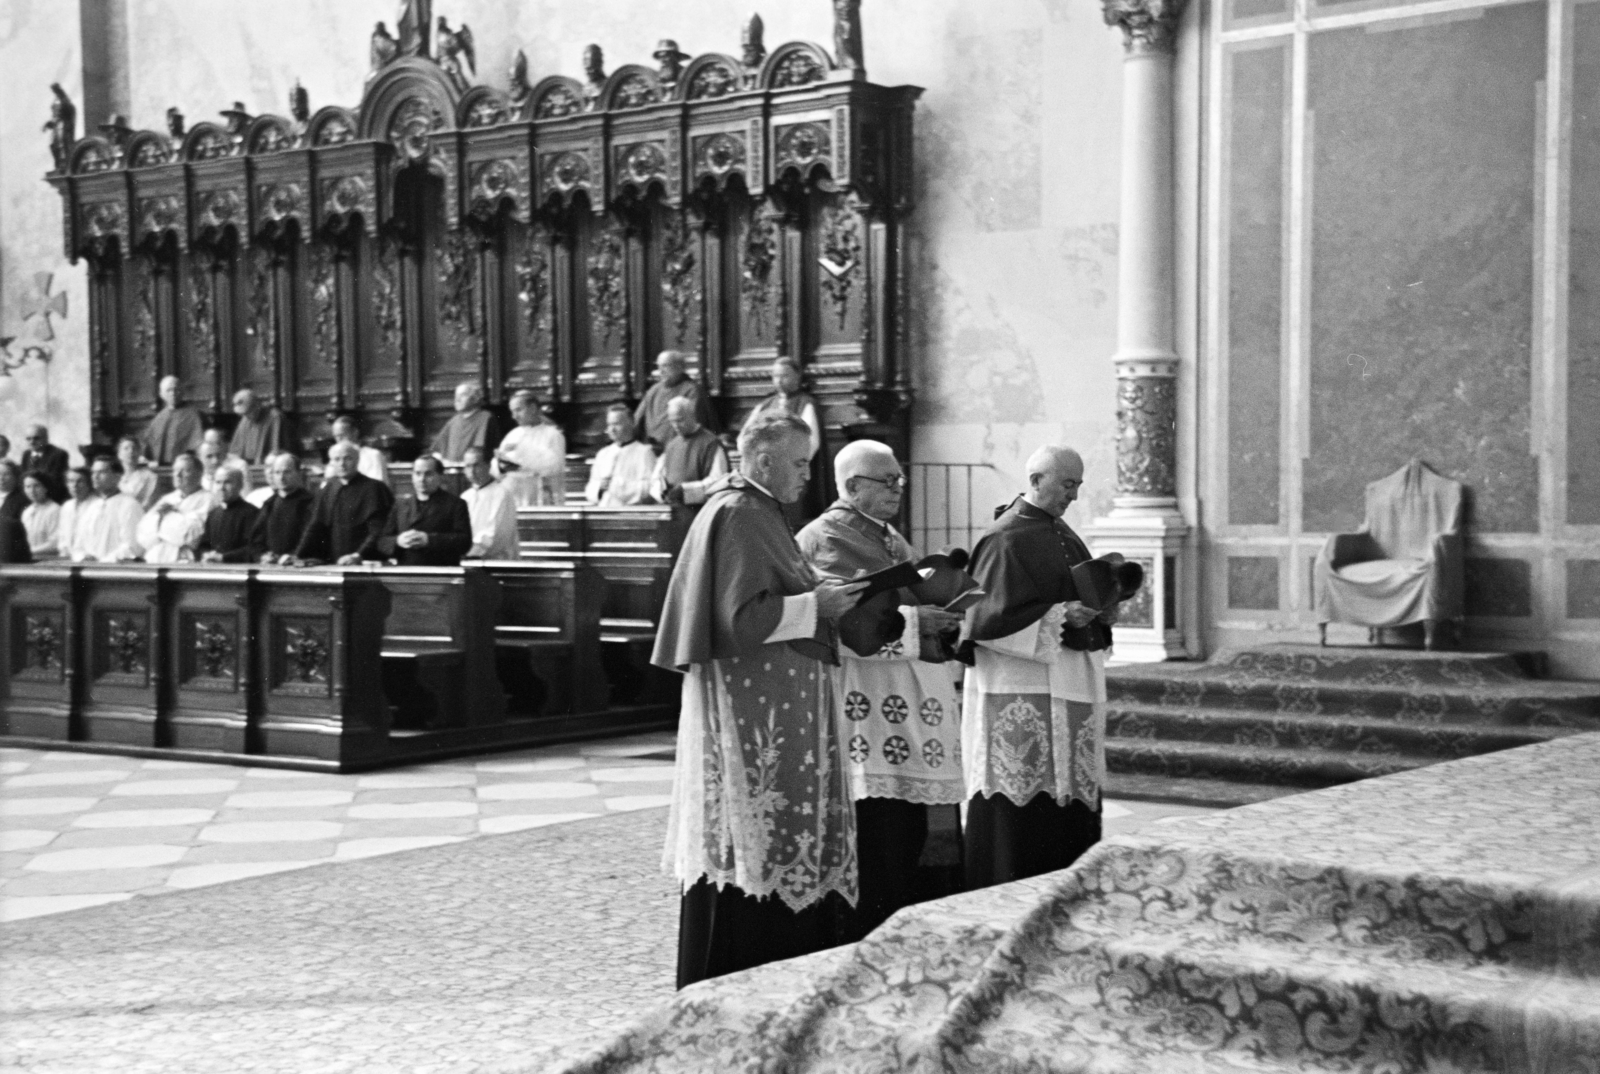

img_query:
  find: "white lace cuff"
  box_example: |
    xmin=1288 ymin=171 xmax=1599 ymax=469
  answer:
xmin=765 ymin=592 xmax=818 ymax=643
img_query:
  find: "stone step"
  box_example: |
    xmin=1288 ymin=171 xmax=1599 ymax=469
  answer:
xmin=1210 ymin=643 xmax=1543 ymax=685
xmin=1107 ymin=666 xmax=1600 ymax=728
xmin=1103 ymin=771 xmax=1297 ymax=808
xmin=1105 ymin=737 xmax=1421 ymax=789
xmin=1106 ymin=701 xmax=1573 ymax=760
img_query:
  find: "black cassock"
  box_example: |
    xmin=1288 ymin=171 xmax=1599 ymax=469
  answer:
xmin=377 ymin=490 xmax=472 ymax=566
xmin=197 ymin=499 xmax=260 ymax=563
xmin=295 ymin=473 xmax=393 ymax=562
xmin=250 ymin=488 xmax=315 ymax=560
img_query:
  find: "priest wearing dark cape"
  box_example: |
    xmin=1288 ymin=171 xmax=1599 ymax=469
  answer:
xmin=430 ymin=381 xmax=505 ymax=465
xmin=959 ymin=445 xmax=1116 ymax=890
xmin=795 ymin=440 xmax=967 ymax=939
xmin=229 ymin=389 xmax=287 ymax=464
xmin=653 ymin=411 xmax=866 ymax=988
xmin=143 ymin=376 xmax=205 ymax=465
xmin=294 ymin=442 xmax=394 ymax=564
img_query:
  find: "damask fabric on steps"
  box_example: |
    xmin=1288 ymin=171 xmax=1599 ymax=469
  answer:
xmin=549 ymin=734 xmax=1600 ymax=1074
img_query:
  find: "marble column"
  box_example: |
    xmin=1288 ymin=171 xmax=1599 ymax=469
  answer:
xmin=1088 ymin=0 xmax=1191 ymax=661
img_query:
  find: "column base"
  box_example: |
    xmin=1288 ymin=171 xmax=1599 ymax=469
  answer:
xmin=1086 ymin=499 xmax=1190 ymax=662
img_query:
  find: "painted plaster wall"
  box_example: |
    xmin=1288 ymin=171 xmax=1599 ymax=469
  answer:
xmin=113 ymin=0 xmax=1123 ymax=534
xmin=0 ymin=2 xmax=91 ymax=460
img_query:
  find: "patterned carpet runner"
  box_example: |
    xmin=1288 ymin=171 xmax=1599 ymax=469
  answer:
xmin=1104 ymin=644 xmax=1600 ymax=806
xmin=555 ymin=734 xmax=1600 ymax=1074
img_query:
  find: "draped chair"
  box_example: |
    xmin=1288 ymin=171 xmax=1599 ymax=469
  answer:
xmin=1314 ymin=458 xmax=1465 ymax=650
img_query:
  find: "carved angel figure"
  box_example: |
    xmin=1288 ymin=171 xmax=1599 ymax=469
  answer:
xmin=508 ymin=49 xmax=532 ymax=109
xmin=44 ymin=83 xmax=77 ymax=173
xmin=397 ymin=0 xmax=430 ymax=57
xmin=833 ymin=0 xmax=863 ymax=71
xmin=371 ymin=21 xmax=399 ymax=70
xmin=437 ymin=17 xmax=475 ymax=79
xmin=741 ymin=13 xmax=766 ymax=69
xmin=166 ymin=106 xmax=186 ymax=140
xmin=582 ymin=43 xmax=606 ymax=106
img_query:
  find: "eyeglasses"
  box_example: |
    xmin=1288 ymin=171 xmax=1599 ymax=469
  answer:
xmin=855 ymin=474 xmax=908 ymax=491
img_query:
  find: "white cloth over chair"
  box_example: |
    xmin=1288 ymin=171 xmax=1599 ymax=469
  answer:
xmin=1315 ymin=458 xmax=1464 ymax=628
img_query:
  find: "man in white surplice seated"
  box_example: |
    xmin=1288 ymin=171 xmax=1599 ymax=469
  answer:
xmin=1314 ymin=458 xmax=1464 ymax=650
xmin=135 ymin=452 xmax=211 ymax=563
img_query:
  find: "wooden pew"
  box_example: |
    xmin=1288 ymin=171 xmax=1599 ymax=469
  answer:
xmin=0 ymin=564 xmax=79 ymax=741
xmin=0 ymin=558 xmax=675 ymax=770
xmin=473 ymin=560 xmax=605 ymax=717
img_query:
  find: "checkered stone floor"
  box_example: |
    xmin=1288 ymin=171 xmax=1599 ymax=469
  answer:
xmin=0 ymin=731 xmax=678 ymax=922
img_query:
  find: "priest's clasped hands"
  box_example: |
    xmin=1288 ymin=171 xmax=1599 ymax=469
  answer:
xmin=814 ymin=578 xmax=870 ymax=620
xmin=1062 ymin=600 xmax=1118 ymax=629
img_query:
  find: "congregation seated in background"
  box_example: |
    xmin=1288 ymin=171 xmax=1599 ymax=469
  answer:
xmin=56 ymin=467 xmax=92 ymax=560
xmin=251 ymin=452 xmax=315 ymax=565
xmin=432 ymin=382 xmax=504 ymax=466
xmin=229 ymin=388 xmax=286 ymax=464
xmin=460 ymin=447 xmax=518 ymax=560
xmin=74 ymin=457 xmax=142 ymax=562
xmin=495 ymin=389 xmax=565 ymax=507
xmin=19 ymin=425 xmax=69 ymax=502
xmin=650 ymin=397 xmax=727 ymax=507
xmin=586 ymin=403 xmax=655 ymax=507
xmin=378 ymin=455 xmax=471 ymax=567
xmin=0 ymin=460 xmax=26 ymax=521
xmin=330 ymin=415 xmax=390 ymax=488
xmin=136 ymin=452 xmax=210 ymax=563
xmin=143 ymin=375 xmax=203 ymax=464
xmin=635 ymin=350 xmax=714 ymax=449
xmin=116 ymin=436 xmax=159 ymax=509
xmin=295 ymin=441 xmax=393 ymax=565
xmin=196 ymin=467 xmax=259 ymax=563
xmin=199 ymin=432 xmax=252 ymax=504
xmin=21 ymin=471 xmax=60 ymax=557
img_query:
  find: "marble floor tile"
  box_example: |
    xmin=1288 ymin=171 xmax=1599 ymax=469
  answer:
xmin=73 ymin=808 xmax=216 ymax=828
xmin=473 ymin=757 xmax=589 ymax=773
xmin=211 ymin=805 xmax=353 ymax=823
xmin=355 ymin=772 xmax=476 ymax=790
xmin=333 ymin=835 xmax=465 ymax=859
xmin=165 ymin=861 xmax=319 ymax=890
xmin=346 ymin=801 xmax=479 ymax=820
xmin=0 ymin=829 xmax=57 ymax=852
xmin=476 ymin=798 xmax=609 ymax=817
xmin=0 ymin=892 xmax=132 ymax=921
xmin=197 ymin=820 xmax=344 ymax=844
xmin=109 ymin=778 xmax=241 ymax=797
xmin=476 ymin=781 xmax=600 ymax=801
xmin=587 ymin=766 xmax=676 ymax=783
xmin=339 ymin=817 xmax=477 ymax=839
xmin=237 ymin=768 xmax=329 ymax=780
xmin=351 ymin=786 xmax=477 ymax=805
xmin=223 ymin=790 xmax=356 ymax=809
xmin=25 ymin=844 xmax=189 ymax=872
xmin=49 ymin=826 xmax=206 ymax=850
xmin=140 ymin=758 xmax=225 ymax=770
xmin=478 ymin=813 xmax=599 ymax=834
xmin=181 ymin=842 xmax=337 ymax=865
xmin=604 ymin=794 xmax=675 ymax=812
xmin=0 ymin=760 xmax=32 ymax=775
xmin=6 ymin=867 xmax=172 ymax=896
xmin=0 ymin=796 xmax=100 ymax=817
xmin=3 ymin=768 xmax=135 ymax=788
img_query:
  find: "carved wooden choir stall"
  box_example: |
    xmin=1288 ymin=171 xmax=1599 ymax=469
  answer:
xmin=44 ymin=0 xmax=919 ymax=463
xmin=5 ymin=1 xmax=921 ymax=769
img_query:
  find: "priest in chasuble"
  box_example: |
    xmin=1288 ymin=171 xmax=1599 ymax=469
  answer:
xmin=960 ymin=445 xmax=1117 ymax=888
xmin=796 ymin=440 xmax=967 ymax=937
xmin=653 ymin=411 xmax=867 ymax=988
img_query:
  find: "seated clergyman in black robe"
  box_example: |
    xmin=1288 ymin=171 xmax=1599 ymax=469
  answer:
xmin=959 ymin=445 xmax=1119 ymax=890
xmin=250 ymin=453 xmax=315 ymax=564
xmin=197 ymin=468 xmax=259 ymax=563
xmin=294 ymin=442 xmax=393 ymax=565
xmin=377 ymin=456 xmax=472 ymax=567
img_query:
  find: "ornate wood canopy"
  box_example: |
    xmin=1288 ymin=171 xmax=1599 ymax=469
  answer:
xmin=45 ymin=0 xmax=921 ymax=461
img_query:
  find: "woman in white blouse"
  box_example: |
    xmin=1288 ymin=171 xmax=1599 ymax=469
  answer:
xmin=20 ymin=472 xmax=61 ymax=557
xmin=117 ymin=436 xmax=160 ymax=509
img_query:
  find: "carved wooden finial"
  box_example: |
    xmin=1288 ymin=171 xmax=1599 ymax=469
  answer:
xmin=741 ymin=13 xmax=766 ymax=68
xmin=1100 ymin=0 xmax=1189 ymax=54
xmin=371 ymin=22 xmax=399 ymax=71
xmin=832 ymin=0 xmax=863 ymax=72
xmin=508 ymin=49 xmax=531 ymax=106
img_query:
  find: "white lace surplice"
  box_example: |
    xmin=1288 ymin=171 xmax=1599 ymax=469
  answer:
xmin=665 ymin=649 xmax=858 ymax=912
xmin=962 ymin=602 xmax=1106 ymax=809
xmin=837 ymin=606 xmax=966 ymax=805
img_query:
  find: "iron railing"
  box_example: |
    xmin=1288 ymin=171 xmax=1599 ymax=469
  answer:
xmin=910 ymin=462 xmax=1005 ymax=555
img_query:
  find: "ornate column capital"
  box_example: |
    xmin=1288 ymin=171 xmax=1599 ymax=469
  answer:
xmin=1101 ymin=0 xmax=1190 ymax=55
